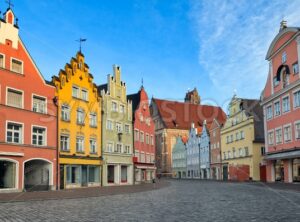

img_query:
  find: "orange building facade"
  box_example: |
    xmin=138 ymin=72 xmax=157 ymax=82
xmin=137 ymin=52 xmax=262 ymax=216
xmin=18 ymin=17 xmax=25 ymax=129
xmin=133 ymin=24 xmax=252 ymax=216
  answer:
xmin=261 ymin=21 xmax=300 ymax=183
xmin=0 ymin=8 xmax=58 ymax=192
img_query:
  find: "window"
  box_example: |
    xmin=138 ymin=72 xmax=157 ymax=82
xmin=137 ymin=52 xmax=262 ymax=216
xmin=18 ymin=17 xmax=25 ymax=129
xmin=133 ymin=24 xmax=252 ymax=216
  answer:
xmin=294 ymin=90 xmax=300 ymax=108
xmin=11 ymin=58 xmax=23 ymax=74
xmin=0 ymin=54 xmax=4 ymax=68
xmin=89 ymin=113 xmax=97 ymax=127
xmin=116 ymin=123 xmax=122 ymax=133
xmin=236 ymin=132 xmax=239 ymax=141
xmin=230 ymin=135 xmax=233 ymax=142
xmin=226 ymin=136 xmax=229 ymax=143
xmin=232 ymin=148 xmax=236 ymax=158
xmin=240 ymin=131 xmax=245 ymax=139
xmin=244 ymin=147 xmax=249 ymax=156
xmin=146 ymin=134 xmax=149 ymax=144
xmin=261 ymin=147 xmax=266 ymax=155
xmin=223 ymin=152 xmax=227 ymax=160
xmin=7 ymin=88 xmax=23 ymax=108
xmin=7 ymin=122 xmax=22 ymax=144
xmin=295 ymin=122 xmax=300 ymax=139
xmin=124 ymin=145 xmax=130 ymax=154
xmin=124 ymin=124 xmax=130 ymax=134
xmin=284 ymin=125 xmax=292 ymax=142
xmin=274 ymin=101 xmax=280 ymax=116
xmin=111 ymin=101 xmax=118 ymax=112
xmin=81 ymin=89 xmax=88 ymax=101
xmin=61 ymin=105 xmax=70 ymax=121
xmin=120 ymin=104 xmax=125 ymax=113
xmin=266 ymin=105 xmax=273 ymax=119
xmin=72 ymin=86 xmax=79 ymax=98
xmin=228 ymin=151 xmax=231 ymax=159
xmin=88 ymin=166 xmax=100 ymax=183
xmin=32 ymin=96 xmax=46 ymax=113
xmin=76 ymin=137 xmax=84 ymax=152
xmin=268 ymin=131 xmax=274 ymax=145
xmin=150 ymin=135 xmax=154 ymax=145
xmin=32 ymin=127 xmax=46 ymax=146
xmin=140 ymin=132 xmax=144 ymax=142
xmin=275 ymin=128 xmax=282 ymax=144
xmin=273 ymin=77 xmax=279 ymax=87
xmin=293 ymin=63 xmax=299 ymax=74
xmin=77 ymin=109 xmax=85 ymax=125
xmin=121 ymin=166 xmax=127 ymax=183
xmin=282 ymin=97 xmax=290 ymax=113
xmin=134 ymin=129 xmax=139 ymax=141
xmin=67 ymin=165 xmax=80 ymax=184
xmin=282 ymin=51 xmax=287 ymax=63
xmin=106 ymin=120 xmax=113 ymax=131
xmin=90 ymin=139 xmax=97 ymax=154
xmin=238 ymin=148 xmax=243 ymax=157
xmin=106 ymin=142 xmax=113 ymax=152
xmin=115 ymin=143 xmax=122 ymax=153
xmin=60 ymin=135 xmax=70 ymax=151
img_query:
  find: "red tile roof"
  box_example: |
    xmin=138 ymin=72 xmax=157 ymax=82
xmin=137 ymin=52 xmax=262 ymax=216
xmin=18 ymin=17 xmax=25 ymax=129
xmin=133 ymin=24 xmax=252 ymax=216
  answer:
xmin=153 ymin=98 xmax=226 ymax=130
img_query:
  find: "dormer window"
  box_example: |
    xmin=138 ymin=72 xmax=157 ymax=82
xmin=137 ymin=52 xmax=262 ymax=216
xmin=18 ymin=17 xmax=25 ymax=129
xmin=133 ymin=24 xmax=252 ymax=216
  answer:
xmin=11 ymin=58 xmax=23 ymax=74
xmin=282 ymin=52 xmax=287 ymax=64
xmin=0 ymin=54 xmax=4 ymax=68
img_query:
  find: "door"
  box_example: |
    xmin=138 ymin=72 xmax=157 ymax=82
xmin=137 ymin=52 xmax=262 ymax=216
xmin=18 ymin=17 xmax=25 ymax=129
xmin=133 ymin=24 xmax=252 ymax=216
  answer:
xmin=223 ymin=165 xmax=228 ymax=181
xmin=81 ymin=165 xmax=88 ymax=187
xmin=60 ymin=165 xmax=65 ymax=189
xmin=260 ymin=165 xmax=267 ymax=182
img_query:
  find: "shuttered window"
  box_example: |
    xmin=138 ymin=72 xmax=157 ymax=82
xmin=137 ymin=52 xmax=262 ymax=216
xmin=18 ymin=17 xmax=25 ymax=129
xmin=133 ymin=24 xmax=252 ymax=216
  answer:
xmin=7 ymin=88 xmax=23 ymax=108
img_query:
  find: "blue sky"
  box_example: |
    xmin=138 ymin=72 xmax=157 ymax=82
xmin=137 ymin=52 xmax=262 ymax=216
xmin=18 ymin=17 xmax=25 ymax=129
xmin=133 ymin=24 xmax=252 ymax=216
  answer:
xmin=4 ymin=0 xmax=300 ymax=110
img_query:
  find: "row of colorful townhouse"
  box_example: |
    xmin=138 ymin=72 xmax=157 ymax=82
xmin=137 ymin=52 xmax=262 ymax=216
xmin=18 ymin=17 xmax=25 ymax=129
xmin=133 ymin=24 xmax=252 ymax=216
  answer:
xmin=0 ymin=8 xmax=156 ymax=192
xmin=170 ymin=21 xmax=300 ymax=183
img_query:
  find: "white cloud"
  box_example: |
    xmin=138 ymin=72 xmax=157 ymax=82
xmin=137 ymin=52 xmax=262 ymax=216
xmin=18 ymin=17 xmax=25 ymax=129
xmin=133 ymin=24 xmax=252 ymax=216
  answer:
xmin=190 ymin=0 xmax=300 ymax=102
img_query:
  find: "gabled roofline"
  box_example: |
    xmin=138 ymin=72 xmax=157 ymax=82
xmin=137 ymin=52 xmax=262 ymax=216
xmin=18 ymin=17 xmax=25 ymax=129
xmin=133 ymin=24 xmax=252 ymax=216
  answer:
xmin=265 ymin=27 xmax=300 ymax=60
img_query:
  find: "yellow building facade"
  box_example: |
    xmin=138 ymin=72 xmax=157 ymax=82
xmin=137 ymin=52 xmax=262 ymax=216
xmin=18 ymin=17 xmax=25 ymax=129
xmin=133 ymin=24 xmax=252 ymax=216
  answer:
xmin=52 ymin=52 xmax=102 ymax=189
xmin=221 ymin=96 xmax=265 ymax=181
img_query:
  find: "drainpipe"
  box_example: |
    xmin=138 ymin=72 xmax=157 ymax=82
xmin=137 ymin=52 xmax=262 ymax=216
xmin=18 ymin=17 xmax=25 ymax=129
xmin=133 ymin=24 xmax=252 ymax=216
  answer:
xmin=53 ymin=96 xmax=59 ymax=190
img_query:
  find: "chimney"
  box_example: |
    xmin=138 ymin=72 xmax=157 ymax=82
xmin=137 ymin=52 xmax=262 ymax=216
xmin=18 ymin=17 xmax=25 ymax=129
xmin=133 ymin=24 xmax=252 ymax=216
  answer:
xmin=280 ymin=20 xmax=287 ymax=31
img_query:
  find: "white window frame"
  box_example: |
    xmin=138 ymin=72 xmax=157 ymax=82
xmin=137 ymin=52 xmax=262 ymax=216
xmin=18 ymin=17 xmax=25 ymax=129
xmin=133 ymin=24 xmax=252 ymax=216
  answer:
xmin=89 ymin=138 xmax=97 ymax=154
xmin=293 ymin=88 xmax=300 ymax=109
xmin=134 ymin=129 xmax=139 ymax=141
xmin=6 ymin=120 xmax=24 ymax=144
xmin=61 ymin=104 xmax=70 ymax=121
xmin=31 ymin=125 xmax=47 ymax=146
xmin=120 ymin=104 xmax=125 ymax=113
xmin=0 ymin=53 xmax=5 ymax=69
xmin=140 ymin=131 xmax=144 ymax=143
xmin=115 ymin=143 xmax=122 ymax=153
xmin=282 ymin=51 xmax=287 ymax=63
xmin=32 ymin=94 xmax=47 ymax=114
xmin=10 ymin=57 xmax=24 ymax=74
xmin=111 ymin=101 xmax=118 ymax=112
xmin=81 ymin=88 xmax=88 ymax=101
xmin=116 ymin=122 xmax=123 ymax=133
xmin=106 ymin=119 xmax=114 ymax=131
xmin=77 ymin=108 xmax=85 ymax=125
xmin=294 ymin=120 xmax=300 ymax=140
xmin=72 ymin=85 xmax=80 ymax=98
xmin=106 ymin=141 xmax=114 ymax=152
xmin=124 ymin=124 xmax=130 ymax=134
xmin=275 ymin=127 xmax=283 ymax=145
xmin=267 ymin=129 xmax=274 ymax=145
xmin=274 ymin=99 xmax=281 ymax=117
xmin=266 ymin=104 xmax=273 ymax=120
xmin=76 ymin=136 xmax=84 ymax=153
xmin=60 ymin=134 xmax=70 ymax=152
xmin=293 ymin=62 xmax=299 ymax=75
xmin=283 ymin=124 xmax=292 ymax=143
xmin=89 ymin=112 xmax=97 ymax=127
xmin=124 ymin=145 xmax=131 ymax=154
xmin=6 ymin=87 xmax=24 ymax=109
xmin=282 ymin=94 xmax=290 ymax=113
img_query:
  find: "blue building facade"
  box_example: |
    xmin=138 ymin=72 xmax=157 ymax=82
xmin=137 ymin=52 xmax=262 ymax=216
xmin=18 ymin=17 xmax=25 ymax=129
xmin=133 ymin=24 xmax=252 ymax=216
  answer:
xmin=172 ymin=137 xmax=187 ymax=179
xmin=199 ymin=121 xmax=210 ymax=179
xmin=186 ymin=124 xmax=201 ymax=179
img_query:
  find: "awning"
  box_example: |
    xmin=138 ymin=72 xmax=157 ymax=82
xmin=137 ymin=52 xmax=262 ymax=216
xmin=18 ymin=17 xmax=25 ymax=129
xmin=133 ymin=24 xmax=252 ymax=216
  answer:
xmin=265 ymin=149 xmax=300 ymax=160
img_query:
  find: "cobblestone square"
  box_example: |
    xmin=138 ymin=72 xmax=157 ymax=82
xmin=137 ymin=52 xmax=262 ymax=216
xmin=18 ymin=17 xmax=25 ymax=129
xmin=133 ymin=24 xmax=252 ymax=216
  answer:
xmin=0 ymin=180 xmax=299 ymax=222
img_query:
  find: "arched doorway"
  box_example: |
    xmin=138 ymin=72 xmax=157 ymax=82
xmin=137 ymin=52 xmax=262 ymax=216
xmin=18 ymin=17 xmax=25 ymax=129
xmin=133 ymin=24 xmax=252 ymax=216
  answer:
xmin=24 ymin=159 xmax=52 ymax=191
xmin=0 ymin=159 xmax=17 ymax=190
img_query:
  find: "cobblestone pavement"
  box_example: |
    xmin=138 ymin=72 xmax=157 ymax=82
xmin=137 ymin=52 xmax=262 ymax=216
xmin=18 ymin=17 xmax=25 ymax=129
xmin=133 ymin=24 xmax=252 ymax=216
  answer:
xmin=0 ymin=180 xmax=299 ymax=222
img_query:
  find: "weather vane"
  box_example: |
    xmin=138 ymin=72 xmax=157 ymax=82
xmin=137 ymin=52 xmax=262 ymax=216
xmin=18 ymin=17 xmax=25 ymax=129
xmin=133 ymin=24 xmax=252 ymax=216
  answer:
xmin=76 ymin=38 xmax=87 ymax=53
xmin=6 ymin=0 xmax=14 ymax=9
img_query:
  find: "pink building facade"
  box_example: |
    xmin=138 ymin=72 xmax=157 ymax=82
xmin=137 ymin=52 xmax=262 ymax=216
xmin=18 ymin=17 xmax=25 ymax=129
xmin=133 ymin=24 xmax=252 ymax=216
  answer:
xmin=261 ymin=21 xmax=300 ymax=183
xmin=128 ymin=87 xmax=156 ymax=183
xmin=0 ymin=8 xmax=58 ymax=192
